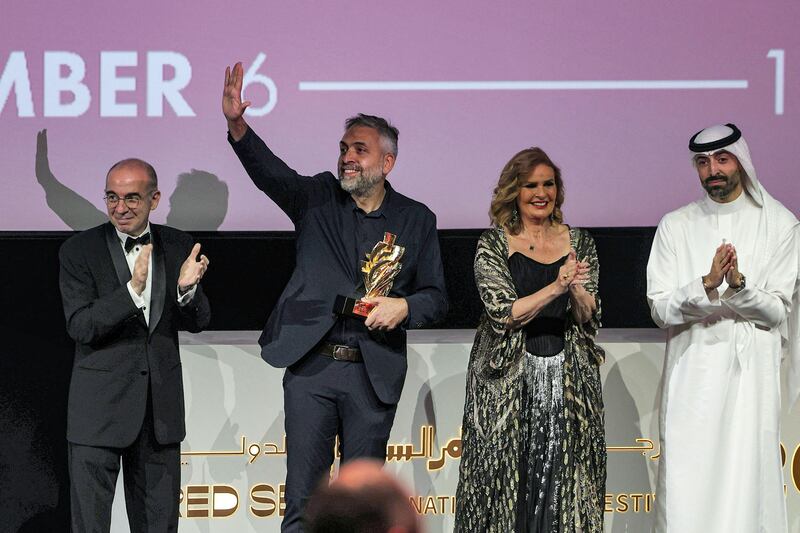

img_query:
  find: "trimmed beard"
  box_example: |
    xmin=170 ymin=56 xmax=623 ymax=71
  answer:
xmin=702 ymin=168 xmax=742 ymax=200
xmin=338 ymin=166 xmax=384 ymax=197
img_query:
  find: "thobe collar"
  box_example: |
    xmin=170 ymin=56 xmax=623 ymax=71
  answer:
xmin=701 ymin=189 xmax=754 ymax=216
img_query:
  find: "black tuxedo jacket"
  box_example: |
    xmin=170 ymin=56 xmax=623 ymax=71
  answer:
xmin=230 ymin=128 xmax=448 ymax=405
xmin=59 ymin=223 xmax=210 ymax=447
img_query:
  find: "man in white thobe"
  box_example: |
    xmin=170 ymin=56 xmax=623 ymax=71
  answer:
xmin=647 ymin=123 xmax=799 ymax=532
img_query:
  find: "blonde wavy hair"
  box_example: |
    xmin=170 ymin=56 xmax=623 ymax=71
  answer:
xmin=489 ymin=147 xmax=564 ymax=235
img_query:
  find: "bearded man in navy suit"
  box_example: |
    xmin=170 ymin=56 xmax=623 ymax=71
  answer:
xmin=59 ymin=158 xmax=210 ymax=532
xmin=223 ymin=62 xmax=448 ymax=532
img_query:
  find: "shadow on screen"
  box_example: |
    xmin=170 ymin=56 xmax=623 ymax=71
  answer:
xmin=35 ymin=129 xmax=229 ymax=231
xmin=166 ymin=170 xmax=229 ymax=231
xmin=405 ymin=342 xmax=467 ymax=533
xmin=603 ymin=352 xmax=660 ymax=532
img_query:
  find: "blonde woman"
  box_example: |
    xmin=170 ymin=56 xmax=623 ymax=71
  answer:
xmin=455 ymin=148 xmax=606 ymax=532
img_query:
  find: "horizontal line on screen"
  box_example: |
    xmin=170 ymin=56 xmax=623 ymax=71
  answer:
xmin=298 ymin=80 xmax=749 ymax=91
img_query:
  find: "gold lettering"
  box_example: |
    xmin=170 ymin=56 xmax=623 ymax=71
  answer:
xmin=410 ymin=496 xmax=423 ymax=514
xmin=186 ymin=485 xmax=210 ymax=518
xmin=423 ymin=496 xmax=437 ymax=514
xmin=603 ymin=493 xmax=657 ymax=513
xmin=212 ymin=485 xmax=238 ymax=518
xmin=406 ymin=495 xmax=457 ymax=515
xmin=436 ymin=495 xmax=449 ymax=512
xmin=630 ymin=493 xmax=643 ymax=513
xmin=616 ymin=493 xmax=628 ymax=513
xmin=249 ymin=484 xmax=278 ymax=518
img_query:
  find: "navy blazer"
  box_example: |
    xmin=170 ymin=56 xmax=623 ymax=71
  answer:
xmin=59 ymin=223 xmax=210 ymax=447
xmin=230 ymin=128 xmax=448 ymax=404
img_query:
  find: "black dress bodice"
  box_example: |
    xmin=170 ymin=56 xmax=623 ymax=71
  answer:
xmin=508 ymin=252 xmax=569 ymax=356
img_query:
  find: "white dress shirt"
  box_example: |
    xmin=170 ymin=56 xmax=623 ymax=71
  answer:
xmin=116 ymin=224 xmax=195 ymax=326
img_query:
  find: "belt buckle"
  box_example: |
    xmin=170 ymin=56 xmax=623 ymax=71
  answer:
xmin=332 ymin=345 xmax=348 ymax=361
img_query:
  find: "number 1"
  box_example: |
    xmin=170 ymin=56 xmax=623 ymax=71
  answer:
xmin=767 ymin=49 xmax=785 ymax=115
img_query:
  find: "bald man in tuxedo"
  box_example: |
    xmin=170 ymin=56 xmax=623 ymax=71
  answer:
xmin=59 ymin=158 xmax=210 ymax=532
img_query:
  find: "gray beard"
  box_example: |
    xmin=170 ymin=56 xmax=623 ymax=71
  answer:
xmin=338 ymin=171 xmax=384 ymax=197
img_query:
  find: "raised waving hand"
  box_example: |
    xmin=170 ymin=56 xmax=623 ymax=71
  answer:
xmin=223 ymin=62 xmax=251 ymax=140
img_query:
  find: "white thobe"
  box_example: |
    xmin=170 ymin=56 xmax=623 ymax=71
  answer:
xmin=647 ymin=191 xmax=799 ymax=533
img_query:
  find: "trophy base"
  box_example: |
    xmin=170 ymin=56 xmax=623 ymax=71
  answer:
xmin=333 ymin=295 xmax=375 ymax=320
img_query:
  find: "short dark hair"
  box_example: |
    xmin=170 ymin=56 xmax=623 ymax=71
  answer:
xmin=305 ymin=486 xmax=404 ymax=533
xmin=106 ymin=158 xmax=158 ymax=191
xmin=345 ymin=113 xmax=399 ymax=156
xmin=305 ymin=460 xmax=418 ymax=533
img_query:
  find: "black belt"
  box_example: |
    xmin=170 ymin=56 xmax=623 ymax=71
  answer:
xmin=317 ymin=342 xmax=363 ymax=362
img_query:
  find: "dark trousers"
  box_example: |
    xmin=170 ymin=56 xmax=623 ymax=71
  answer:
xmin=68 ymin=393 xmax=180 ymax=533
xmin=281 ymin=353 xmax=397 ymax=533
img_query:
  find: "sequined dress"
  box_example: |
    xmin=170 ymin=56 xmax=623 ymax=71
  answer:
xmin=454 ymin=227 xmax=606 ymax=532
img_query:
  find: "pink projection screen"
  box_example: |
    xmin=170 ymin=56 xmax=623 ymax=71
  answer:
xmin=1 ymin=0 xmax=798 ymax=231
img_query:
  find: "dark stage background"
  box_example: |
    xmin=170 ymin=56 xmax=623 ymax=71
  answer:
xmin=0 ymin=228 xmax=655 ymax=531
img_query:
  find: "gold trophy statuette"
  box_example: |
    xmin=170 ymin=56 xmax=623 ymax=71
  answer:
xmin=334 ymin=232 xmax=405 ymax=319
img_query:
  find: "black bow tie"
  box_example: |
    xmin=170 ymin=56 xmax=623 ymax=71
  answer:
xmin=124 ymin=233 xmax=151 ymax=253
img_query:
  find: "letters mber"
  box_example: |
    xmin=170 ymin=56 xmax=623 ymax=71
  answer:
xmin=0 ymin=51 xmax=195 ymax=117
